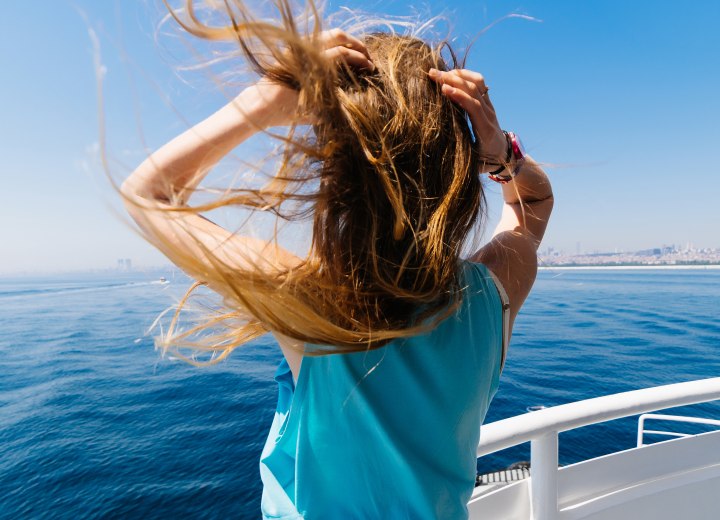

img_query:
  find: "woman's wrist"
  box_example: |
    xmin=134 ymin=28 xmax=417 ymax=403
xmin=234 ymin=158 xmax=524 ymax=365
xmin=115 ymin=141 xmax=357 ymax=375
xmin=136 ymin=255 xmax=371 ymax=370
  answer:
xmin=484 ymin=132 xmax=509 ymax=165
xmin=240 ymin=81 xmax=300 ymax=129
xmin=486 ymin=131 xmax=525 ymax=183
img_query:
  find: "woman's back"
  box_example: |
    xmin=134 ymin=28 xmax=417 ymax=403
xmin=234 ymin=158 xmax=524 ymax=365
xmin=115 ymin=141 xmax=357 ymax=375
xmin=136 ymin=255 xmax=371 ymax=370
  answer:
xmin=261 ymin=262 xmax=504 ymax=519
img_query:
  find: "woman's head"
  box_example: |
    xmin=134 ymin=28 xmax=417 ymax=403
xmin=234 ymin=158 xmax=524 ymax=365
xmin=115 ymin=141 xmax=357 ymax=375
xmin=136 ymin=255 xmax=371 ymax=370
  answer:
xmin=308 ymin=31 xmax=484 ymax=331
xmin=156 ymin=1 xmax=486 ymax=358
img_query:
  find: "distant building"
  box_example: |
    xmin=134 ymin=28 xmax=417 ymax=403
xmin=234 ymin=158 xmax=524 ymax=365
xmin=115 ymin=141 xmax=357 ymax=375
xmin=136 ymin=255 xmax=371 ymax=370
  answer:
xmin=117 ymin=258 xmax=132 ymax=271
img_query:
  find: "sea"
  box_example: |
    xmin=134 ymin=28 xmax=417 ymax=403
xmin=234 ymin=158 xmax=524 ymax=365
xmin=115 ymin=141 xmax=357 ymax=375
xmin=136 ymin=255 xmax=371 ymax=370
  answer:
xmin=1 ymin=267 xmax=719 ymax=519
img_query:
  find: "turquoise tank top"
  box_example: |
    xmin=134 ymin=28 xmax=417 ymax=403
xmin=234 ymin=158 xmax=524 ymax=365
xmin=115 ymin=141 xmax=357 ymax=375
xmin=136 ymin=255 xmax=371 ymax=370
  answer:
xmin=259 ymin=261 xmax=504 ymax=519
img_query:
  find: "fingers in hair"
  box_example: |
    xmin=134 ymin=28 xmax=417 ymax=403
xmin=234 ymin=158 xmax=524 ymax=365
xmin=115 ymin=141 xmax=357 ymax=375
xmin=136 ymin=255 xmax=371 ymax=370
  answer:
xmin=320 ymin=29 xmax=371 ymax=61
xmin=451 ymin=69 xmax=487 ymax=91
xmin=324 ymin=45 xmax=375 ymax=71
xmin=441 ymin=83 xmax=484 ymax=112
xmin=429 ymin=69 xmax=482 ymax=99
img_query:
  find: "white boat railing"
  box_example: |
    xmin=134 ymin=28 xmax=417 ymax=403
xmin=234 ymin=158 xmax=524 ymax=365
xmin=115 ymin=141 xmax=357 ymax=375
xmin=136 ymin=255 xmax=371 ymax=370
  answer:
xmin=636 ymin=413 xmax=720 ymax=447
xmin=476 ymin=377 xmax=720 ymax=520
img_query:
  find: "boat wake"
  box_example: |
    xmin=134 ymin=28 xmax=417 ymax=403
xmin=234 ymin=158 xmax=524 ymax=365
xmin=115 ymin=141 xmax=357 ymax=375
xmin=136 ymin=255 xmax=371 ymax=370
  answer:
xmin=0 ymin=280 xmax=170 ymax=300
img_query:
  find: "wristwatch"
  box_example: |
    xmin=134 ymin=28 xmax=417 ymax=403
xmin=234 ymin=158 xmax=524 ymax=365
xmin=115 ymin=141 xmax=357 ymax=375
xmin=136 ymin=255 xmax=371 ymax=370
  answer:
xmin=487 ymin=131 xmax=526 ymax=184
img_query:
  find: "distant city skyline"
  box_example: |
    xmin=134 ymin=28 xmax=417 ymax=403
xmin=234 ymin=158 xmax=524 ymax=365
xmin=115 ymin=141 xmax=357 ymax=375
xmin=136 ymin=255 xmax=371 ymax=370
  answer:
xmin=539 ymin=243 xmax=720 ymax=267
xmin=2 ymin=0 xmax=718 ymax=274
xmin=540 ymin=242 xmax=719 ymax=256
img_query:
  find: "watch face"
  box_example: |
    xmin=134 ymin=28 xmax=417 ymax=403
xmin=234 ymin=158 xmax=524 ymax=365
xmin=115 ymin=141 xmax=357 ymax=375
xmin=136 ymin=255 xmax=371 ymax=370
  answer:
xmin=509 ymin=132 xmax=525 ymax=160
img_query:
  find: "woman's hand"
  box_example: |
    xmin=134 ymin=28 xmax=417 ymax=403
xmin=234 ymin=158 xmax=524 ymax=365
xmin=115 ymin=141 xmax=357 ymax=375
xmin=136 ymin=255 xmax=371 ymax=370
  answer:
xmin=428 ymin=68 xmax=507 ymax=167
xmin=253 ymin=29 xmax=374 ymax=128
xmin=318 ymin=28 xmax=375 ymax=71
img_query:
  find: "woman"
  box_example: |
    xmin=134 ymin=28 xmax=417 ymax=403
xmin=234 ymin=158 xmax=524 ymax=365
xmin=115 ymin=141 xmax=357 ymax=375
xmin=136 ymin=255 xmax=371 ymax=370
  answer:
xmin=122 ymin=2 xmax=553 ymax=517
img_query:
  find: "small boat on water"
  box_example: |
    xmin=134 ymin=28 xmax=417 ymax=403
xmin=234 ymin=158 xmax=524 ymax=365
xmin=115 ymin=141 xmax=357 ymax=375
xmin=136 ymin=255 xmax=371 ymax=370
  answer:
xmin=469 ymin=378 xmax=720 ymax=519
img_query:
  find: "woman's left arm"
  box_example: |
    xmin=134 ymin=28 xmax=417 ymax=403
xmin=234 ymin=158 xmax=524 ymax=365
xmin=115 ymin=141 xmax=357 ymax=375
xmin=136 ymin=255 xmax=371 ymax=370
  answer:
xmin=121 ymin=29 xmax=374 ymax=283
xmin=122 ymin=82 xmax=298 ymax=205
xmin=120 ymin=82 xmax=304 ymax=279
xmin=121 ymin=29 xmax=373 ymax=377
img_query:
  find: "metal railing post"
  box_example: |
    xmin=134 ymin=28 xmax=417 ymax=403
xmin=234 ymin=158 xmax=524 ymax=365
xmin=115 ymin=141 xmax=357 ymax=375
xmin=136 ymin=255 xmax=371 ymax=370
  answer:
xmin=531 ymin=432 xmax=558 ymax=520
xmin=637 ymin=414 xmax=647 ymax=447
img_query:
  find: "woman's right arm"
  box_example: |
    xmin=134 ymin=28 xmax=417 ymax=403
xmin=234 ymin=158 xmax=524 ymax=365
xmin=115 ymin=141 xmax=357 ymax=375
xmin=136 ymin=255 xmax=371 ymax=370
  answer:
xmin=428 ymin=68 xmax=553 ymax=326
xmin=473 ymin=157 xmax=553 ymax=326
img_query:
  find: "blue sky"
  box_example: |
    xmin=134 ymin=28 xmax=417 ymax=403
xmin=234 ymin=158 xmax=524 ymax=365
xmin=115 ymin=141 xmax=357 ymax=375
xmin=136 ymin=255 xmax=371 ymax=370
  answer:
xmin=2 ymin=0 xmax=719 ymax=273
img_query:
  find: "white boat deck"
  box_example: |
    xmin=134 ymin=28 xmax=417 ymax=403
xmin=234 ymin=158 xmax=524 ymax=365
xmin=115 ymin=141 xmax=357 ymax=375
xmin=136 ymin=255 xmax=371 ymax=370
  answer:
xmin=469 ymin=378 xmax=720 ymax=519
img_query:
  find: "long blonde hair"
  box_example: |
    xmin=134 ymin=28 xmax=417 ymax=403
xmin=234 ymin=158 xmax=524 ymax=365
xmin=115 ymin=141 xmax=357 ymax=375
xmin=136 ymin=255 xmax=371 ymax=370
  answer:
xmin=144 ymin=0 xmax=490 ymax=361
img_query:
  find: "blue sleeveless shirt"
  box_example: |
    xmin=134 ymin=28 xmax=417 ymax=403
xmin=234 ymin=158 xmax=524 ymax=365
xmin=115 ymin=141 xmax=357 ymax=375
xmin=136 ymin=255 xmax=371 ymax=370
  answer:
xmin=259 ymin=261 xmax=504 ymax=519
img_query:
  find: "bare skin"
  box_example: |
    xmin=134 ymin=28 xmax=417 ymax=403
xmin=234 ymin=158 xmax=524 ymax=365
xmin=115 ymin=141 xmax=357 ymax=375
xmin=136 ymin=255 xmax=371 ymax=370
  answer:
xmin=122 ymin=29 xmax=552 ymax=381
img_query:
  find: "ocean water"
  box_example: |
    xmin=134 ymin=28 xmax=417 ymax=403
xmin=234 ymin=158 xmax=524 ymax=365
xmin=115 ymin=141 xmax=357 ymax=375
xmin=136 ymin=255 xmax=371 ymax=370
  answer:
xmin=1 ymin=268 xmax=719 ymax=518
